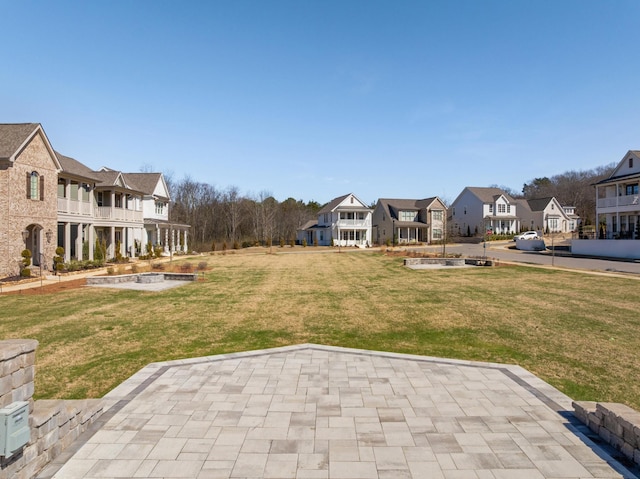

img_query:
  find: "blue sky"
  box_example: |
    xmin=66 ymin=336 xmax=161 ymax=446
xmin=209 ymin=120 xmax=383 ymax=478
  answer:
xmin=3 ymin=0 xmax=639 ymax=205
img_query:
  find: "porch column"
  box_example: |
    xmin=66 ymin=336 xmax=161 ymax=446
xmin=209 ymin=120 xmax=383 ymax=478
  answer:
xmin=183 ymin=230 xmax=188 ymax=252
xmin=164 ymin=228 xmax=169 ymax=253
xmin=64 ymin=222 xmax=71 ymax=263
xmin=171 ymin=229 xmax=176 ymax=252
xmin=110 ymin=226 xmax=116 ymax=259
xmin=88 ymin=225 xmax=94 ymax=261
xmin=76 ymin=222 xmax=84 ymax=261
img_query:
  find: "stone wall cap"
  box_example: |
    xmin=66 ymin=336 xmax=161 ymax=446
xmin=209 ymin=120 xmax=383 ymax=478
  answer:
xmin=0 ymin=339 xmax=38 ymax=360
xmin=596 ymin=402 xmax=639 ymax=417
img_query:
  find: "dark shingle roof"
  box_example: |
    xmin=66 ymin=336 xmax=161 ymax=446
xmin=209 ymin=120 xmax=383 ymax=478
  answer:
xmin=466 ymin=187 xmax=516 ymax=203
xmin=526 ymin=197 xmax=554 ymax=212
xmin=0 ymin=123 xmax=41 ymax=160
xmin=56 ymin=151 xmax=101 ymax=181
xmin=122 ymin=173 xmax=166 ymax=197
xmin=317 ymin=194 xmax=351 ymax=215
xmin=377 ymin=197 xmax=442 ymax=220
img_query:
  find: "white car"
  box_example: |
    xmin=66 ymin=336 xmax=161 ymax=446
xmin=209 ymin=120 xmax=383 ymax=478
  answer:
xmin=515 ymin=231 xmax=539 ymax=240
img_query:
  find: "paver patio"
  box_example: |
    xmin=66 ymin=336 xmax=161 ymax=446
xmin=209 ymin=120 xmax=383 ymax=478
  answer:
xmin=38 ymin=344 xmax=637 ymax=479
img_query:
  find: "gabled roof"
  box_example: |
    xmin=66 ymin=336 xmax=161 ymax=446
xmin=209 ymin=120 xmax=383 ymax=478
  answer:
xmin=123 ymin=173 xmax=169 ymax=199
xmin=56 ymin=151 xmax=101 ymax=181
xmin=526 ymin=197 xmax=554 ymax=212
xmin=377 ymin=197 xmax=444 ymax=219
xmin=463 ymin=187 xmax=516 ymax=204
xmin=595 ymin=150 xmax=640 ymax=185
xmin=317 ymin=193 xmax=370 ymax=215
xmin=0 ymin=123 xmax=62 ymax=169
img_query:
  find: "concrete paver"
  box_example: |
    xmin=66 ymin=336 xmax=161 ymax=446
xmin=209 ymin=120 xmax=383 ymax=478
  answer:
xmin=38 ymin=344 xmax=637 ymax=479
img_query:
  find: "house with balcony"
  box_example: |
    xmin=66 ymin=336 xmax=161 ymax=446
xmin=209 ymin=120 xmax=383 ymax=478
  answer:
xmin=0 ymin=122 xmax=190 ymax=279
xmin=516 ymin=197 xmax=579 ymax=234
xmin=450 ymin=187 xmax=520 ymax=237
xmin=298 ymin=193 xmax=372 ymax=246
xmin=122 ymin=173 xmax=190 ymax=254
xmin=372 ymin=197 xmax=447 ymax=245
xmin=594 ymin=150 xmax=640 ymax=239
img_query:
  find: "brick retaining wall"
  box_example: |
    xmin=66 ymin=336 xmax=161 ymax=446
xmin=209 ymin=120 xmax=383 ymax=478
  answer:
xmin=0 ymin=340 xmax=104 ymax=479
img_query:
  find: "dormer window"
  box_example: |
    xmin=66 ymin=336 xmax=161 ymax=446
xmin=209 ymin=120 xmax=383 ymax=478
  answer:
xmin=489 ymin=204 xmax=493 ymax=213
xmin=630 ymin=157 xmax=634 ymax=168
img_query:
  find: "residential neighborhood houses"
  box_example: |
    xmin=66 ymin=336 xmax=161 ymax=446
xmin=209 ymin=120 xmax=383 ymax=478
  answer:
xmin=1 ymin=123 xmax=189 ymax=279
xmin=1 ymin=121 xmax=639 ymax=279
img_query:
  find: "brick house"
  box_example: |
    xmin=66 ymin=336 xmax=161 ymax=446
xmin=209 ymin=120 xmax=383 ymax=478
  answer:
xmin=0 ymin=123 xmax=190 ymax=279
xmin=0 ymin=123 xmax=61 ymax=277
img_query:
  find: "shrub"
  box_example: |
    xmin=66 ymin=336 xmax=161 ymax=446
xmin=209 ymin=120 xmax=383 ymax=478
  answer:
xmin=313 ymin=237 xmax=318 ymax=247
xmin=20 ymin=268 xmax=31 ymax=278
xmin=289 ymin=239 xmax=295 ymax=247
xmin=197 ymin=261 xmax=207 ymax=271
xmin=233 ymin=241 xmax=240 ymax=250
xmin=21 ymin=249 xmax=32 ymax=268
xmin=302 ymin=239 xmax=307 ymax=247
xmin=279 ymin=238 xmax=285 ymax=248
xmin=106 ymin=266 xmax=115 ymax=275
xmin=222 ymin=242 xmax=227 ymax=251
xmin=211 ymin=242 xmax=216 ymax=252
xmin=154 ymin=245 xmax=163 ymax=258
xmin=54 ymin=247 xmax=65 ymax=272
xmin=180 ymin=262 xmax=194 ymax=273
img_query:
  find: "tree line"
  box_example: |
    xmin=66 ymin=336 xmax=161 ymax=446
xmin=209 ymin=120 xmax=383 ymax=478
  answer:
xmin=167 ymin=176 xmax=321 ymax=251
xmin=167 ymin=163 xmax=616 ymax=251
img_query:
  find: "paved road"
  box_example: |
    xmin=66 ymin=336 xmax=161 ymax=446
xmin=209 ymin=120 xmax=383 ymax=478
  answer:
xmin=443 ymin=242 xmax=640 ymax=276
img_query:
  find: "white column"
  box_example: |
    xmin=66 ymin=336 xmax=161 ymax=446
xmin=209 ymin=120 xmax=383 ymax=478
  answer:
xmin=171 ymin=229 xmax=176 ymax=252
xmin=164 ymin=228 xmax=169 ymax=253
xmin=183 ymin=230 xmax=188 ymax=252
xmin=110 ymin=227 xmax=116 ymax=259
xmin=88 ymin=225 xmax=94 ymax=261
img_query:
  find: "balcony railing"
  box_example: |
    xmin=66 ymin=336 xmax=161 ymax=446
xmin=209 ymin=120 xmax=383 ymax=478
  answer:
xmin=57 ymin=198 xmax=93 ymax=216
xmin=336 ymin=219 xmax=371 ymax=227
xmin=597 ymin=194 xmax=640 ymax=209
xmin=95 ymin=206 xmax=143 ymax=222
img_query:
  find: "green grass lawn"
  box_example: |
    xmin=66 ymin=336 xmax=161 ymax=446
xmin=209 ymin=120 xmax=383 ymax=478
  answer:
xmin=2 ymin=250 xmax=639 ymax=410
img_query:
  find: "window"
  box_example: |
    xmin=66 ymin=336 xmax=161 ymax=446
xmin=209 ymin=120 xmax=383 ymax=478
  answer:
xmin=432 ymin=228 xmax=442 ymax=239
xmin=630 ymin=158 xmax=634 ymax=169
xmin=507 ymin=205 xmax=511 ymax=213
xmin=97 ymin=191 xmax=104 ymax=207
xmin=489 ymin=204 xmax=493 ymax=213
xmin=155 ymin=201 xmax=165 ymax=215
xmin=432 ymin=210 xmax=443 ymax=221
xmin=549 ymin=218 xmax=558 ymax=230
xmin=626 ymin=184 xmax=639 ymax=195
xmin=114 ymin=193 xmax=122 ymax=208
xmin=400 ymin=211 xmax=416 ymax=221
xmin=58 ymin=178 xmax=66 ymax=198
xmin=27 ymin=171 xmax=43 ymax=200
xmin=498 ymin=204 xmax=506 ymax=213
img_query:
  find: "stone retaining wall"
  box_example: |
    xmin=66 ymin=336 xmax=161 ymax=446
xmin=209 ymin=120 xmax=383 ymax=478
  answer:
xmin=0 ymin=340 xmax=104 ymax=479
xmin=573 ymin=401 xmax=640 ymax=466
xmin=403 ymin=258 xmax=493 ymax=267
xmin=86 ymin=272 xmax=197 ymax=285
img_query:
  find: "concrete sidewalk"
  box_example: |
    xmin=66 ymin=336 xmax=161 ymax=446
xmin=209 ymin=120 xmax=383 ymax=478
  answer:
xmin=38 ymin=345 xmax=637 ymax=479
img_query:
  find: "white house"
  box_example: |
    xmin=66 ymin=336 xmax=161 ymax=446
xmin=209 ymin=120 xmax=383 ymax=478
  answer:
xmin=450 ymin=187 xmax=520 ymax=237
xmin=516 ymin=197 xmax=579 ymax=234
xmin=594 ymin=150 xmax=640 ymax=239
xmin=372 ymin=197 xmax=447 ymax=245
xmin=298 ymin=193 xmax=372 ymax=246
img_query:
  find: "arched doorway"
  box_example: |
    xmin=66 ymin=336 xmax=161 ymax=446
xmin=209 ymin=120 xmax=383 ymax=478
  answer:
xmin=23 ymin=224 xmax=43 ymax=267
